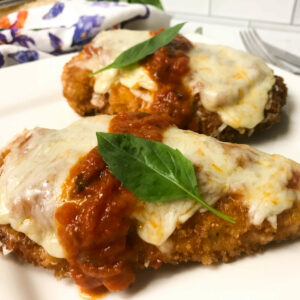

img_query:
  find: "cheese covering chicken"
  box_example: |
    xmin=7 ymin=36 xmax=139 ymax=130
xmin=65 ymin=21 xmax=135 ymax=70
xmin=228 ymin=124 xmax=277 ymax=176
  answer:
xmin=73 ymin=29 xmax=275 ymax=132
xmin=0 ymin=114 xmax=299 ymax=260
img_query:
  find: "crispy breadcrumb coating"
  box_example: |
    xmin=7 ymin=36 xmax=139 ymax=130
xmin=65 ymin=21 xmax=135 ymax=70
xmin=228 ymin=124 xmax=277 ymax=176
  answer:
xmin=1 ymin=193 xmax=300 ymax=279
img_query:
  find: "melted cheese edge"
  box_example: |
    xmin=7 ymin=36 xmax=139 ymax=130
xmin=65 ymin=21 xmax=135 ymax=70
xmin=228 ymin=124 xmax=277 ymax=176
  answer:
xmin=0 ymin=115 xmax=113 ymax=258
xmin=184 ymin=44 xmax=275 ymax=129
xmin=136 ymin=128 xmax=300 ymax=245
xmin=78 ymin=29 xmax=275 ymax=130
xmin=0 ymin=117 xmax=299 ymax=259
xmin=80 ymin=30 xmax=156 ymax=109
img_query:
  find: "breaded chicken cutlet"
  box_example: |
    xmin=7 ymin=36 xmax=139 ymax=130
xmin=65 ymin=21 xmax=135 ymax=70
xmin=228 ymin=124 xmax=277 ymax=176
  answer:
xmin=1 ymin=112 xmax=300 ymax=295
xmin=62 ymin=29 xmax=287 ymax=142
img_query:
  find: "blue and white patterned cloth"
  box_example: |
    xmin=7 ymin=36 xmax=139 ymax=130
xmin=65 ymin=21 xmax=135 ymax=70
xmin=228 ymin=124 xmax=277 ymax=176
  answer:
xmin=0 ymin=0 xmax=170 ymax=68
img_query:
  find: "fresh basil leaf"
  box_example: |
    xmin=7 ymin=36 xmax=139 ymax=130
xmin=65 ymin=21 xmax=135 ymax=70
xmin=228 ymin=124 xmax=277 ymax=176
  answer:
xmin=96 ymin=132 xmax=235 ymax=223
xmin=90 ymin=22 xmax=185 ymax=76
xmin=88 ymin=0 xmax=163 ymax=8
xmin=127 ymin=0 xmax=163 ymax=10
xmin=195 ymin=26 xmax=203 ymax=34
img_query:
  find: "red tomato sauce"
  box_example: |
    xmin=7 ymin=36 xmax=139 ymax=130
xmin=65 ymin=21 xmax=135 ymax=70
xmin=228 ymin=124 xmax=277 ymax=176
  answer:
xmin=142 ymin=33 xmax=193 ymax=127
xmin=55 ymin=113 xmax=172 ymax=294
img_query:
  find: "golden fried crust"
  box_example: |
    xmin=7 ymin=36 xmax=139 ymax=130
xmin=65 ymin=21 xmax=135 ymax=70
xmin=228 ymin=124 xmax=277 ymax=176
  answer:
xmin=0 ymin=224 xmax=70 ymax=278
xmin=61 ymin=48 xmax=98 ymax=116
xmin=132 ymin=195 xmax=300 ymax=268
xmin=61 ymin=47 xmax=287 ymax=141
xmin=1 ymin=195 xmax=300 ymax=276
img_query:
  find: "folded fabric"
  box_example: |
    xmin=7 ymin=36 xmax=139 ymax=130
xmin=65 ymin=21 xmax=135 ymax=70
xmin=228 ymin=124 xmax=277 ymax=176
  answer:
xmin=0 ymin=0 xmax=170 ymax=68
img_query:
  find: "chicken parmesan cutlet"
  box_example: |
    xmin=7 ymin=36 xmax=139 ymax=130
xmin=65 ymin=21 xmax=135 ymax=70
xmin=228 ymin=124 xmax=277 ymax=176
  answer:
xmin=1 ymin=112 xmax=300 ymax=295
xmin=62 ymin=29 xmax=287 ymax=141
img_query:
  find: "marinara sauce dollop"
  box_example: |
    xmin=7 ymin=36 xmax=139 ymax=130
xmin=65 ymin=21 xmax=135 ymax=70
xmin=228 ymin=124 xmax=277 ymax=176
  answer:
xmin=55 ymin=113 xmax=173 ymax=294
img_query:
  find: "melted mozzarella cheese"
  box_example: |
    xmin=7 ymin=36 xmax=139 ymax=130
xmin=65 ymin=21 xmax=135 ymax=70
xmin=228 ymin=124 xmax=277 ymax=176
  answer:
xmin=135 ymin=128 xmax=300 ymax=246
xmin=0 ymin=117 xmax=299 ymax=258
xmin=184 ymin=44 xmax=275 ymax=129
xmin=78 ymin=30 xmax=275 ymax=131
xmin=0 ymin=115 xmax=113 ymax=258
xmin=79 ymin=30 xmax=157 ymax=99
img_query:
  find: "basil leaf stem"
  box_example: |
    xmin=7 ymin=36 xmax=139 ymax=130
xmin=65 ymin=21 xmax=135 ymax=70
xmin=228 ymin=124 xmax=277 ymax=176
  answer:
xmin=90 ymin=23 xmax=185 ymax=76
xmin=96 ymin=132 xmax=235 ymax=223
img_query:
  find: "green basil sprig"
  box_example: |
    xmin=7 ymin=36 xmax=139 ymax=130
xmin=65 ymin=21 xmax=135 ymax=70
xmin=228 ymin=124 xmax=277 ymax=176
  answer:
xmin=90 ymin=23 xmax=185 ymax=76
xmin=96 ymin=132 xmax=235 ymax=223
xmin=89 ymin=0 xmax=164 ymax=10
xmin=127 ymin=0 xmax=163 ymax=10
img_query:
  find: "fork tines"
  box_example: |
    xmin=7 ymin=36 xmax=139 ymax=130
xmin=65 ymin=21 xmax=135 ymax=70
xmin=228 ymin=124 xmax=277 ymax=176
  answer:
xmin=240 ymin=28 xmax=300 ymax=75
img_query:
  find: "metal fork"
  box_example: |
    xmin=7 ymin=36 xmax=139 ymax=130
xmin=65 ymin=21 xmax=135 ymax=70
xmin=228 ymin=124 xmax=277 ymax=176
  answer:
xmin=250 ymin=28 xmax=300 ymax=68
xmin=240 ymin=29 xmax=300 ymax=75
xmin=0 ymin=0 xmax=26 ymax=9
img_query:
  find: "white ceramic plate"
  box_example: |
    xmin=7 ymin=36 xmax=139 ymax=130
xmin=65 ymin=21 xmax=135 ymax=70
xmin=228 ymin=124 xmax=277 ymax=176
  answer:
xmin=0 ymin=35 xmax=300 ymax=300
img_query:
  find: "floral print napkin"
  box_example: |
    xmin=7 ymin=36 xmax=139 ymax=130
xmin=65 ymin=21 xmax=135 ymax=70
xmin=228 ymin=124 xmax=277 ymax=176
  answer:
xmin=0 ymin=0 xmax=170 ymax=68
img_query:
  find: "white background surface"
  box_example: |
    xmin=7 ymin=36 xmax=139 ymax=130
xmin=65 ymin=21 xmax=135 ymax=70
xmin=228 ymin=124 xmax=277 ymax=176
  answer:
xmin=163 ymin=0 xmax=300 ymax=25
xmin=210 ymin=0 xmax=295 ymax=23
xmin=0 ymin=33 xmax=300 ymax=300
xmin=163 ymin=0 xmax=300 ymax=59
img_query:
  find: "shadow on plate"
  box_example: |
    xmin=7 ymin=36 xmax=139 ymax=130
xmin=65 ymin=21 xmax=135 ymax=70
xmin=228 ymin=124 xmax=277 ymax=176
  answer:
xmin=122 ymin=262 xmax=221 ymax=297
xmin=122 ymin=235 xmax=300 ymax=298
xmin=1 ymin=235 xmax=300 ymax=299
